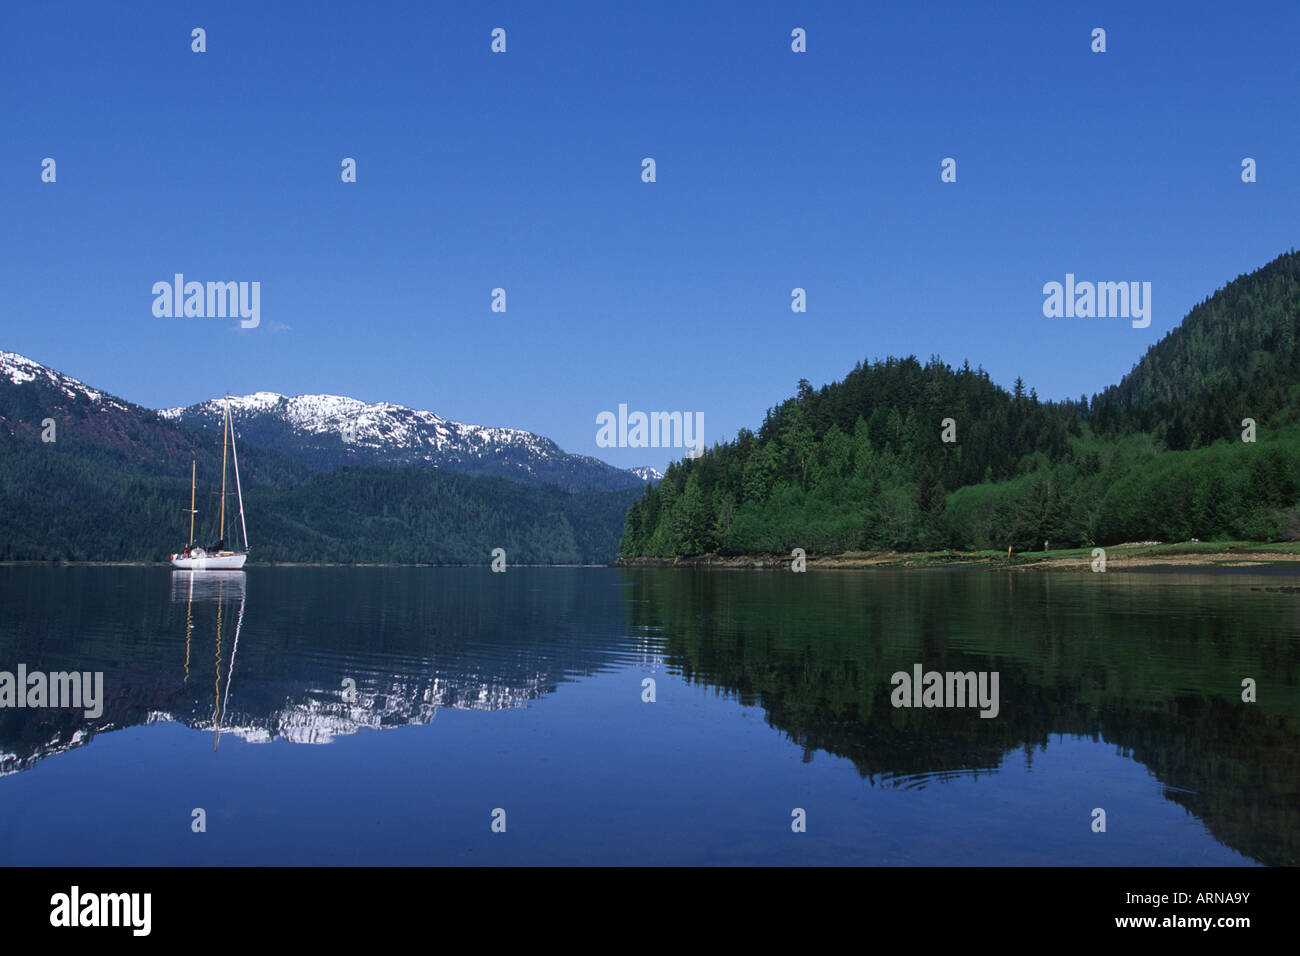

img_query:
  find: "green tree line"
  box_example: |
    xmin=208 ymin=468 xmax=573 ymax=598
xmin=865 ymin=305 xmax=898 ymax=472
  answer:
xmin=621 ymin=251 xmax=1300 ymax=558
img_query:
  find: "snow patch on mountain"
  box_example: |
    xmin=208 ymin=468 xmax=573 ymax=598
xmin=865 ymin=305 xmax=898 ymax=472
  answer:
xmin=160 ymin=390 xmax=655 ymax=486
xmin=159 ymin=391 xmax=564 ymax=460
xmin=1 ymin=350 xmax=655 ymax=488
xmin=0 ymin=351 xmax=128 ymax=410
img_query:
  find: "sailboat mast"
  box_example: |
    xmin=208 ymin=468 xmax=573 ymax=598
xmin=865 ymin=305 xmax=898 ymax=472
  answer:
xmin=220 ymin=395 xmax=230 ymax=544
xmin=229 ymin=398 xmax=249 ymax=552
xmin=188 ymin=459 xmax=197 ymax=548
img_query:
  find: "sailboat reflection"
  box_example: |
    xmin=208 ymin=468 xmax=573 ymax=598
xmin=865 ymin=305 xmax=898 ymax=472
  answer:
xmin=169 ymin=570 xmax=246 ymax=752
xmin=169 ymin=570 xmax=247 ymax=604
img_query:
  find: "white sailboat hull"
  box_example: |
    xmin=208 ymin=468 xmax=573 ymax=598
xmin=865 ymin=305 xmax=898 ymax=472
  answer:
xmin=171 ymin=552 xmax=247 ymax=570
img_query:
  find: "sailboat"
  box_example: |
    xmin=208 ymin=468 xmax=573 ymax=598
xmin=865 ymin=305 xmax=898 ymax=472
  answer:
xmin=170 ymin=394 xmax=249 ymax=570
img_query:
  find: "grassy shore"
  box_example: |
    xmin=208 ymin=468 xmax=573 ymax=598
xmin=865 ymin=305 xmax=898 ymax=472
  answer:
xmin=613 ymin=540 xmax=1300 ymax=571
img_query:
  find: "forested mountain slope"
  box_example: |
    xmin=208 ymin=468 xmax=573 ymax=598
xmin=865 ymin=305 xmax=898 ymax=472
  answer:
xmin=620 ymin=251 xmax=1300 ymax=558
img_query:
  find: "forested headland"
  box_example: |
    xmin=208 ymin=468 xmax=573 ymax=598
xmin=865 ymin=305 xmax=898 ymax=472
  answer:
xmin=619 ymin=251 xmax=1300 ymax=559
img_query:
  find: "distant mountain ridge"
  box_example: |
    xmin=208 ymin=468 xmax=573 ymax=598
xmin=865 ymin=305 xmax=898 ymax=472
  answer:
xmin=2 ymin=350 xmax=131 ymax=411
xmin=159 ymin=390 xmax=648 ymax=492
xmin=0 ymin=349 xmax=291 ymax=486
xmin=0 ymin=350 xmax=651 ymax=492
xmin=0 ymin=351 xmax=646 ymax=562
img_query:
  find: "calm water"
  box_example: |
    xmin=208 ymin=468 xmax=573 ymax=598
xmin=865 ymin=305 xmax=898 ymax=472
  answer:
xmin=0 ymin=565 xmax=1296 ymax=866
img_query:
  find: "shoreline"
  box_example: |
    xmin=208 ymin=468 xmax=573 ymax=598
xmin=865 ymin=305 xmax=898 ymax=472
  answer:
xmin=4 ymin=543 xmax=1300 ymax=571
xmin=613 ymin=541 xmax=1300 ymax=572
xmin=0 ymin=561 xmax=612 ymax=569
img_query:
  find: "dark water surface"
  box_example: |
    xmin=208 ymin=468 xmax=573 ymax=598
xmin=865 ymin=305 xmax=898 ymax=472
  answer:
xmin=0 ymin=565 xmax=1296 ymax=865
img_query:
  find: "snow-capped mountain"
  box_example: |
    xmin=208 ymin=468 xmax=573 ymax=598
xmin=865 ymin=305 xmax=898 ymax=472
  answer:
xmin=159 ymin=391 xmax=650 ymax=491
xmin=1 ymin=350 xmax=130 ymax=412
xmin=0 ymin=349 xmax=643 ymax=563
xmin=1 ymin=350 xmax=206 ymax=467
xmin=2 ymin=350 xmax=650 ymax=492
xmin=629 ymin=466 xmax=663 ymax=483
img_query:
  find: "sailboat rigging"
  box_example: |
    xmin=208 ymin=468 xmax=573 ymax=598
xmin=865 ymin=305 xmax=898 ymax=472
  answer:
xmin=170 ymin=394 xmax=249 ymax=570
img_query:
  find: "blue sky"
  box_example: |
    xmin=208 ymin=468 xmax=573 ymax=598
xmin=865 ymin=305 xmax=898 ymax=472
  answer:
xmin=3 ymin=0 xmax=1297 ymax=472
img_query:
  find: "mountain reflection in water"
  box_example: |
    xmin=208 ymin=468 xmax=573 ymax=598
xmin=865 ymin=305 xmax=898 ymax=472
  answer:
xmin=0 ymin=566 xmax=1295 ymax=866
